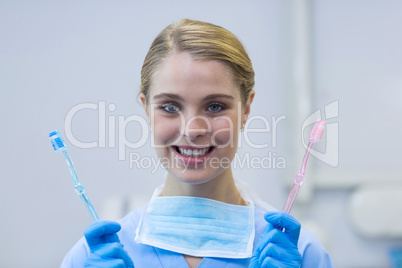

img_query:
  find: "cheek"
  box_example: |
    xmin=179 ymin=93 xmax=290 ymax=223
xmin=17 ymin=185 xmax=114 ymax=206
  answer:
xmin=153 ymin=115 xmax=179 ymax=144
xmin=211 ymin=116 xmax=239 ymax=146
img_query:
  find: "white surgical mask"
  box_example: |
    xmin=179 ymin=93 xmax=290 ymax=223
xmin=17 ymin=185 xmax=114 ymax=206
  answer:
xmin=135 ymin=186 xmax=255 ymax=259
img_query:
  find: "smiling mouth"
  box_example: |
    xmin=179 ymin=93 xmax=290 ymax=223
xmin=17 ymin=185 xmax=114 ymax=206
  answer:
xmin=173 ymin=146 xmax=215 ymax=158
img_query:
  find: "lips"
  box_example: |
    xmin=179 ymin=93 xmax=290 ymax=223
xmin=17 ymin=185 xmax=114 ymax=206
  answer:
xmin=171 ymin=145 xmax=216 ymax=166
xmin=173 ymin=146 xmax=214 ymax=158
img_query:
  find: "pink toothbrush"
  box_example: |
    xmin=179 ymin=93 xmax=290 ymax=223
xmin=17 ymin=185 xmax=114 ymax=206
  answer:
xmin=282 ymin=120 xmax=326 ymax=213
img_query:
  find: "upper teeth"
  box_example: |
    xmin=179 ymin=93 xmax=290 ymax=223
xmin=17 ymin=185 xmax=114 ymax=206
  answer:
xmin=178 ymin=147 xmax=210 ymax=157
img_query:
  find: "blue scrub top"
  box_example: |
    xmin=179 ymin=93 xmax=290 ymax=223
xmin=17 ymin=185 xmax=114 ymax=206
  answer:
xmin=60 ymin=205 xmax=334 ymax=268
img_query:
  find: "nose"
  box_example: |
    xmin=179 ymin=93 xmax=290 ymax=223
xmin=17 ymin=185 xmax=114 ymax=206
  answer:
xmin=183 ymin=115 xmax=210 ymax=141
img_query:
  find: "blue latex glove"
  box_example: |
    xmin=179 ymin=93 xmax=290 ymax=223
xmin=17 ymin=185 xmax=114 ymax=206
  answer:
xmin=84 ymin=220 xmax=135 ymax=268
xmin=249 ymin=211 xmax=302 ymax=268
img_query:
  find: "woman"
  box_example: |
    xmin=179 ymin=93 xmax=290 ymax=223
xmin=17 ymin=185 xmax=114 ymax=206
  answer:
xmin=61 ymin=19 xmax=334 ymax=268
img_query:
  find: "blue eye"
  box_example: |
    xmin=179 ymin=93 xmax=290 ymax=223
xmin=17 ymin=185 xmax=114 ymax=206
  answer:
xmin=160 ymin=103 xmax=180 ymax=113
xmin=208 ymin=103 xmax=223 ymax=112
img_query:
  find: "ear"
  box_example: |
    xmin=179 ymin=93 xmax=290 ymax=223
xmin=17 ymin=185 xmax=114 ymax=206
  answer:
xmin=242 ymin=90 xmax=255 ymax=127
xmin=139 ymin=93 xmax=149 ymax=119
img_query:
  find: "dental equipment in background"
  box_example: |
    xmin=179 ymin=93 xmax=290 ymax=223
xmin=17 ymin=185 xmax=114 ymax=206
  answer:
xmin=282 ymin=120 xmax=326 ymax=214
xmin=49 ymin=130 xmax=99 ymax=221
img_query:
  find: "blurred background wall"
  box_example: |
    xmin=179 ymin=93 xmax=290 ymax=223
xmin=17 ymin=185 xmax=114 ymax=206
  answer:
xmin=1 ymin=0 xmax=401 ymax=267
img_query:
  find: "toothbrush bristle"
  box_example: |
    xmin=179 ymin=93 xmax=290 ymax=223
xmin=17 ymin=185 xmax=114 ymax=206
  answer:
xmin=309 ymin=120 xmax=326 ymax=141
xmin=49 ymin=130 xmax=67 ymax=151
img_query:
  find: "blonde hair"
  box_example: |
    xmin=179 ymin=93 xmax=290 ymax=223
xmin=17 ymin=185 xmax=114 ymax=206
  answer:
xmin=140 ymin=19 xmax=255 ymax=107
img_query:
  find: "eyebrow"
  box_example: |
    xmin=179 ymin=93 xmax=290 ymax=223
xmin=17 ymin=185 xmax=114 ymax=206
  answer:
xmin=153 ymin=93 xmax=235 ymax=102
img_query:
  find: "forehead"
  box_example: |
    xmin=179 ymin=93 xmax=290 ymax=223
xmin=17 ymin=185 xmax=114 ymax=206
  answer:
xmin=149 ymin=52 xmax=240 ymax=101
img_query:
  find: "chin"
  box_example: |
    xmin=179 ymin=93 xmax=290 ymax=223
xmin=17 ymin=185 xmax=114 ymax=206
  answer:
xmin=168 ymin=161 xmax=231 ymax=186
xmin=168 ymin=168 xmax=218 ymax=185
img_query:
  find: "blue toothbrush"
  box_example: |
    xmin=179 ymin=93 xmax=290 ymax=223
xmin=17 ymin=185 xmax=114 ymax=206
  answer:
xmin=49 ymin=130 xmax=99 ymax=220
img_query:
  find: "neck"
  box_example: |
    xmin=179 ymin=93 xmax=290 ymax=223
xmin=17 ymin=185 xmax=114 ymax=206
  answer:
xmin=160 ymin=168 xmax=247 ymax=206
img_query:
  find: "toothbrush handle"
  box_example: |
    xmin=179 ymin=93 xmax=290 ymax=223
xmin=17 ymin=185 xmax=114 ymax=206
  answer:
xmin=282 ymin=182 xmax=301 ymax=214
xmin=78 ymin=191 xmax=99 ymax=221
xmin=62 ymin=150 xmax=99 ymax=221
xmin=75 ymin=184 xmax=99 ymax=221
